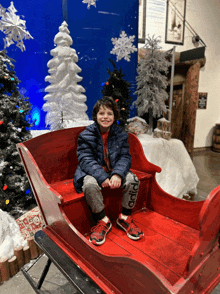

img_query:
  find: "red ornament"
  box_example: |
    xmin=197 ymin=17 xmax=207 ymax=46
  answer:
xmin=115 ymin=99 xmax=119 ymax=102
xmin=3 ymin=185 xmax=8 ymax=191
xmin=0 ymin=121 xmax=3 ymax=125
xmin=106 ymin=82 xmax=109 ymax=85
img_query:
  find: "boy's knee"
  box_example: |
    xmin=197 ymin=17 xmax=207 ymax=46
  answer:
xmin=82 ymin=175 xmax=100 ymax=192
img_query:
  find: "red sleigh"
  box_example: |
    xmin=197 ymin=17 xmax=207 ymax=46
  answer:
xmin=17 ymin=126 xmax=220 ymax=294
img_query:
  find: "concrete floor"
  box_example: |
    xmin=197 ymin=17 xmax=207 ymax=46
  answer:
xmin=0 ymin=254 xmax=80 ymax=293
xmin=0 ymin=149 xmax=220 ymax=293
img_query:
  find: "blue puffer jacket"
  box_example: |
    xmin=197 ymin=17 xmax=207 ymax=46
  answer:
xmin=74 ymin=122 xmax=131 ymax=193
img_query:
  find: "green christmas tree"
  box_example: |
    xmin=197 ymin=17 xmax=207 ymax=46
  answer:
xmin=101 ymin=59 xmax=133 ymax=129
xmin=133 ymin=36 xmax=171 ymax=134
xmin=0 ymin=50 xmax=35 ymax=218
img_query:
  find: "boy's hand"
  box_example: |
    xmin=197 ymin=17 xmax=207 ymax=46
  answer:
xmin=110 ymin=175 xmax=122 ymax=189
xmin=101 ymin=178 xmax=111 ymax=188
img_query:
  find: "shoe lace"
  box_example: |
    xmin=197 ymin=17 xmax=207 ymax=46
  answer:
xmin=91 ymin=220 xmax=108 ymax=233
xmin=126 ymin=216 xmax=142 ymax=234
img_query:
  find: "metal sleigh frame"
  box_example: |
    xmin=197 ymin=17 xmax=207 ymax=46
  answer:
xmin=21 ymin=230 xmax=104 ymax=294
xmin=17 ymin=126 xmax=220 ymax=294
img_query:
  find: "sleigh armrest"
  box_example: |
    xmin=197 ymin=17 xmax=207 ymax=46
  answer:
xmin=17 ymin=142 xmax=67 ymax=226
xmin=128 ymin=133 xmax=161 ymax=174
xmin=184 ymin=185 xmax=220 ymax=277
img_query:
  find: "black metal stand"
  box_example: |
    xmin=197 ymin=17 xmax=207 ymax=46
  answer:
xmin=21 ymin=230 xmax=105 ymax=294
xmin=21 ymin=254 xmax=51 ymax=294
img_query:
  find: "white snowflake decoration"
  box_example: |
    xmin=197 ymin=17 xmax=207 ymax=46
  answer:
xmin=0 ymin=2 xmax=33 ymax=51
xmin=110 ymin=31 xmax=137 ymax=62
xmin=82 ymin=0 xmax=97 ymax=9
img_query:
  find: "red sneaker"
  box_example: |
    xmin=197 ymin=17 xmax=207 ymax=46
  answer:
xmin=89 ymin=220 xmax=112 ymax=245
xmin=116 ymin=215 xmax=144 ymax=240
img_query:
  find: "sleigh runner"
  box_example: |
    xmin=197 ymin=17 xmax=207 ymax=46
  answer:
xmin=17 ymin=126 xmax=220 ymax=294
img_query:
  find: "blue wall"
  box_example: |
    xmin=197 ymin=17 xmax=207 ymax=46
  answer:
xmin=0 ymin=0 xmax=138 ymax=129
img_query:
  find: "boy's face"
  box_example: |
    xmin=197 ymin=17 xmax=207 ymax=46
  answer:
xmin=97 ymin=105 xmax=114 ymax=132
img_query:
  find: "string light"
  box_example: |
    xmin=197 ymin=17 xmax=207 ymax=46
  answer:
xmin=106 ymin=82 xmax=109 ymax=85
xmin=101 ymin=83 xmax=105 ymax=86
xmin=115 ymin=99 xmax=119 ymax=102
xmin=5 ymin=199 xmax=10 ymax=205
xmin=0 ymin=121 xmax=3 ymax=125
xmin=3 ymin=184 xmax=8 ymax=191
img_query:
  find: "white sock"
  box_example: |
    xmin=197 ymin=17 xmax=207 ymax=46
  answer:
xmin=120 ymin=213 xmax=128 ymax=220
xmin=102 ymin=216 xmax=110 ymax=223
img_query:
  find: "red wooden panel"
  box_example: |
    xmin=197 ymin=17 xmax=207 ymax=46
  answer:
xmin=185 ymin=185 xmax=220 ymax=278
xmin=128 ymin=133 xmax=162 ymax=174
xmin=23 ymin=127 xmax=86 ymax=184
xmin=133 ymin=210 xmax=199 ymax=251
xmin=44 ymin=220 xmax=172 ymax=294
xmin=148 ymin=177 xmax=204 ymax=230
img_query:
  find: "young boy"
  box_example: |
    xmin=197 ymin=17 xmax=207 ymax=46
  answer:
xmin=74 ymin=96 xmax=144 ymax=245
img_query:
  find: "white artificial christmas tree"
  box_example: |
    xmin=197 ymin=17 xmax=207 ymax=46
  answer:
xmin=133 ymin=35 xmax=171 ymax=134
xmin=43 ymin=21 xmax=88 ymax=131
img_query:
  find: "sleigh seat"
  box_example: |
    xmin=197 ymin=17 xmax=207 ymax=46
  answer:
xmin=17 ymin=126 xmax=220 ymax=294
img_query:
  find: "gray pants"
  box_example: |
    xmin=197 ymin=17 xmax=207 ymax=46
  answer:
xmin=82 ymin=172 xmax=140 ymax=214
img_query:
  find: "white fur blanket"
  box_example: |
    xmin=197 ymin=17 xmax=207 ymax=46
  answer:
xmin=137 ymin=134 xmax=199 ymax=198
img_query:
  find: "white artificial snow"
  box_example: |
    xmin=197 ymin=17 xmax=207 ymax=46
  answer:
xmin=127 ymin=116 xmax=146 ymax=123
xmin=153 ymin=128 xmax=162 ymax=132
xmin=158 ymin=117 xmax=170 ymax=123
xmin=0 ymin=209 xmax=27 ymax=259
xmin=82 ymin=0 xmax=97 ymax=9
xmin=0 ymin=2 xmax=33 ymax=51
xmin=110 ymin=31 xmax=137 ymax=62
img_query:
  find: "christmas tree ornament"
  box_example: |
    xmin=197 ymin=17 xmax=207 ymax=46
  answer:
xmin=43 ymin=21 xmax=88 ymax=131
xmin=0 ymin=2 xmax=33 ymax=51
xmin=110 ymin=31 xmax=137 ymax=62
xmin=82 ymin=0 xmax=97 ymax=9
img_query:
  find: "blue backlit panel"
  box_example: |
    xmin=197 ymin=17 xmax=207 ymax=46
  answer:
xmin=0 ymin=0 xmax=138 ymax=129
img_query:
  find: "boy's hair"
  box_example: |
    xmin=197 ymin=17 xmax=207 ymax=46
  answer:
xmin=92 ymin=96 xmax=120 ymax=121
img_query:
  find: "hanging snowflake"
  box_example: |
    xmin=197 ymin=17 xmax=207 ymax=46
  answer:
xmin=82 ymin=0 xmax=97 ymax=9
xmin=0 ymin=2 xmax=33 ymax=51
xmin=110 ymin=31 xmax=137 ymax=62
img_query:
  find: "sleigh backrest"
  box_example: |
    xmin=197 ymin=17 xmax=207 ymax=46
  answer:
xmin=18 ymin=127 xmax=160 ymax=186
xmin=20 ymin=127 xmax=86 ymax=184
